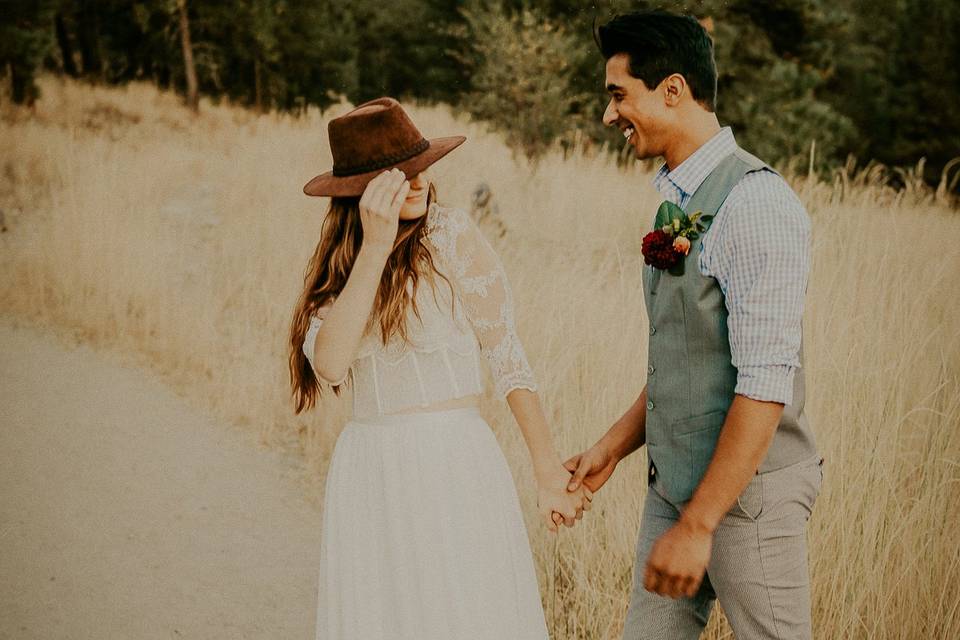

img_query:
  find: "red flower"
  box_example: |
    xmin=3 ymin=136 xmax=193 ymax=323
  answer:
xmin=642 ymin=230 xmax=682 ymax=270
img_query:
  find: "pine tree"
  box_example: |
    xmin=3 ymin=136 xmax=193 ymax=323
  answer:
xmin=0 ymin=0 xmax=57 ymax=105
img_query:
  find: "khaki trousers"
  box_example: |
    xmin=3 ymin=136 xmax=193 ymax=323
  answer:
xmin=622 ymin=453 xmax=824 ymax=640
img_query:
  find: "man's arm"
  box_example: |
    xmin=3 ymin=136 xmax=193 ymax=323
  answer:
xmin=603 ymin=384 xmax=649 ymax=460
xmin=682 ymin=394 xmax=782 ymax=531
xmin=688 ymin=170 xmax=810 ymax=524
xmin=564 ymin=384 xmax=647 ymax=493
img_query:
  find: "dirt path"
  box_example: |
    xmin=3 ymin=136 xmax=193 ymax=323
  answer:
xmin=0 ymin=318 xmax=323 ymax=640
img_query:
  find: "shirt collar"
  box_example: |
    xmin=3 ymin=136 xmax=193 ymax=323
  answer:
xmin=652 ymin=126 xmax=737 ymax=199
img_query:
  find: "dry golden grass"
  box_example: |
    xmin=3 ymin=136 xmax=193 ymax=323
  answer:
xmin=2 ymin=77 xmax=958 ymax=639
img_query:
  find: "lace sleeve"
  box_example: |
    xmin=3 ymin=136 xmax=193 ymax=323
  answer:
xmin=302 ymin=303 xmax=349 ymax=386
xmin=425 ymin=204 xmax=537 ymax=396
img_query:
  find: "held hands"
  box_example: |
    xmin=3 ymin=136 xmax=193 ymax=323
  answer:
xmin=536 ymin=465 xmax=592 ymax=534
xmin=535 ymin=440 xmax=618 ymax=534
xmin=359 ymin=168 xmax=410 ymax=253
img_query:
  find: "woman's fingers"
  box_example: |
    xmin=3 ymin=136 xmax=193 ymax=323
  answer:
xmin=370 ymin=171 xmax=395 ymax=214
xmin=382 ymin=169 xmax=404 ymax=200
xmin=574 ymin=487 xmax=594 ymax=516
xmin=544 ymin=507 xmax=560 ymax=533
xmin=538 ymin=501 xmax=552 ymax=525
xmin=389 ymin=178 xmax=411 ymax=212
xmin=544 ymin=498 xmax=574 ymax=529
xmin=363 ymin=169 xmax=399 ymax=214
xmin=358 ymin=169 xmax=408 ymax=250
xmin=540 ymin=488 xmax=595 ymax=531
xmin=360 ymin=169 xmax=390 ymax=208
xmin=377 ymin=170 xmax=407 ymax=217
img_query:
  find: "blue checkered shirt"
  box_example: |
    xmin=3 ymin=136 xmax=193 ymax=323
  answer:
xmin=650 ymin=127 xmax=810 ymax=405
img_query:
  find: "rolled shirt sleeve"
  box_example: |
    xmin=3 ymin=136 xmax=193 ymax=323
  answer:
xmin=701 ymin=170 xmax=811 ymax=405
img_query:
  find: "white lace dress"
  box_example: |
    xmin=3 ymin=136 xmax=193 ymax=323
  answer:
xmin=304 ymin=203 xmax=550 ymax=640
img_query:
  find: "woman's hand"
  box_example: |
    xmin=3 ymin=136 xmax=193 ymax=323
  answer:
xmin=536 ymin=465 xmax=593 ymax=534
xmin=359 ymin=168 xmax=410 ymax=253
xmin=307 ymin=169 xmax=409 ymax=383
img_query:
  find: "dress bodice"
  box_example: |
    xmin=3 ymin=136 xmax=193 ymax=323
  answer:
xmin=302 ymin=203 xmax=537 ymax=418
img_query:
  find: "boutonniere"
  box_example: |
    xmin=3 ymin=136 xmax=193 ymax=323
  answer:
xmin=641 ymin=201 xmax=714 ymax=275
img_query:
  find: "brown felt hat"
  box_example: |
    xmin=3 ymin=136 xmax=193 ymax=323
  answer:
xmin=303 ymin=97 xmax=466 ymax=197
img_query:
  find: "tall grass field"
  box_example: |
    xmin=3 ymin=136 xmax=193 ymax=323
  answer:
xmin=2 ymin=77 xmax=958 ymax=639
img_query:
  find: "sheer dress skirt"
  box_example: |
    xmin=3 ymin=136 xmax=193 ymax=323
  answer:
xmin=315 ymin=407 xmax=550 ymax=640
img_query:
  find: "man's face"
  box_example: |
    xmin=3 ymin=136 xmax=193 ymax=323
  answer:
xmin=602 ymin=53 xmax=671 ymax=160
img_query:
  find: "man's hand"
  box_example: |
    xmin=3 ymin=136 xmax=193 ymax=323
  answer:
xmin=643 ymin=519 xmax=713 ymax=598
xmin=563 ymin=442 xmax=620 ymax=493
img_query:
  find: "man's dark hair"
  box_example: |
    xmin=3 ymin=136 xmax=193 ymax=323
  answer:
xmin=596 ymin=10 xmax=717 ymax=112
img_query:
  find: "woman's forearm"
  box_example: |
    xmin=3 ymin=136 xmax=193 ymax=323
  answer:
xmin=505 ymin=388 xmax=564 ymax=480
xmin=311 ymin=244 xmax=390 ymax=382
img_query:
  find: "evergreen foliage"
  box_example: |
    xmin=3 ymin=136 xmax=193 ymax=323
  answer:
xmin=1 ymin=0 xmax=956 ymax=184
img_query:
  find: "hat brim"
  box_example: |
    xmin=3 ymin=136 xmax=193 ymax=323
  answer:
xmin=303 ymin=135 xmax=466 ymax=197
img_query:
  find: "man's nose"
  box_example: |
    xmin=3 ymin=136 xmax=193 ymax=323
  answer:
xmin=602 ymin=100 xmax=618 ymax=126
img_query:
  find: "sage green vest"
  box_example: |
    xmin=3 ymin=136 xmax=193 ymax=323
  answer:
xmin=643 ymin=147 xmax=818 ymax=504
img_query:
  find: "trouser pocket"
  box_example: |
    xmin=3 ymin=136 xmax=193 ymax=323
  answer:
xmin=733 ymin=473 xmax=764 ymax=521
xmin=731 ymin=454 xmax=822 ymax=523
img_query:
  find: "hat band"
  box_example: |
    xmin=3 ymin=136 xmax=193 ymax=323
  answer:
xmin=332 ymin=138 xmax=430 ymax=177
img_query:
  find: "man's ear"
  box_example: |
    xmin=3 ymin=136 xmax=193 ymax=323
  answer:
xmin=662 ymin=73 xmax=686 ymax=107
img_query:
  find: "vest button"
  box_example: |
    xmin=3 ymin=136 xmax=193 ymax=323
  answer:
xmin=648 ymin=364 xmax=655 ymax=375
xmin=649 ymin=326 xmax=656 ymax=335
xmin=646 ymin=400 xmax=654 ymax=411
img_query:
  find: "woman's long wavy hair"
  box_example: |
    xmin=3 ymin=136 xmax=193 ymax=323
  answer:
xmin=288 ymin=183 xmax=448 ymax=414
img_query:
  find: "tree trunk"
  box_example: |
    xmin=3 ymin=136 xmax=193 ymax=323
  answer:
xmin=55 ymin=12 xmax=78 ymax=77
xmin=75 ymin=0 xmax=102 ymax=78
xmin=177 ymin=0 xmax=199 ymax=113
xmin=254 ymin=58 xmax=263 ymax=113
xmin=9 ymin=61 xmax=38 ymax=106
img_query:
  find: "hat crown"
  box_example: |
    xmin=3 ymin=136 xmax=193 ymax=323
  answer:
xmin=328 ymin=98 xmax=429 ymax=177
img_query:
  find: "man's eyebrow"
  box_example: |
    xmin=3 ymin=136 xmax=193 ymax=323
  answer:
xmin=606 ymin=83 xmax=624 ymax=93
